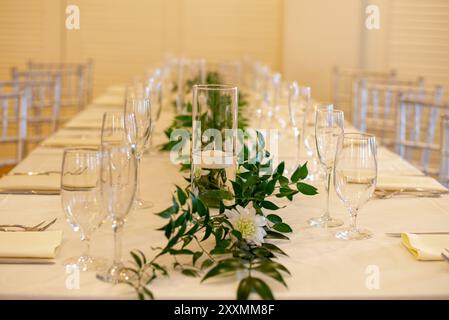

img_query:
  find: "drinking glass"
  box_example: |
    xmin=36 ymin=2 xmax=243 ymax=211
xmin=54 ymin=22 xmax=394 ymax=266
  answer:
xmin=96 ymin=142 xmax=138 ymax=284
xmin=146 ymin=77 xmax=163 ymax=155
xmin=288 ymin=82 xmax=310 ymax=173
xmin=124 ymin=95 xmax=153 ymax=210
xmin=309 ymin=105 xmax=344 ymax=228
xmin=61 ymin=147 xmax=106 ymax=271
xmin=334 ymin=133 xmax=377 ymax=240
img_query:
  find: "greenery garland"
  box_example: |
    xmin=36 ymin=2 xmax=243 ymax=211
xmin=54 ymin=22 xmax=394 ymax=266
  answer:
xmin=122 ymin=71 xmax=318 ymax=300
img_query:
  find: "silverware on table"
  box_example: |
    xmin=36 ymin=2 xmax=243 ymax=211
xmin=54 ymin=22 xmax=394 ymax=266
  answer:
xmin=375 ymin=188 xmax=449 ymax=199
xmin=0 ymin=258 xmax=55 ymax=265
xmin=0 ymin=189 xmax=60 ymax=195
xmin=0 ymin=218 xmax=57 ymax=232
xmin=386 ymin=232 xmax=449 ymax=238
xmin=7 ymin=171 xmax=61 ymax=176
xmin=442 ymin=249 xmax=449 ymax=264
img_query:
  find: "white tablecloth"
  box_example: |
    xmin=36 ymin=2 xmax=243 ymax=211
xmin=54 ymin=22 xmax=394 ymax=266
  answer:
xmin=1 ymin=88 xmax=448 ymax=299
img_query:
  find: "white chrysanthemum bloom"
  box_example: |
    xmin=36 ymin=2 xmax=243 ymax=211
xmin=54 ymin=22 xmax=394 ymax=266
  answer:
xmin=225 ymin=203 xmax=267 ymax=246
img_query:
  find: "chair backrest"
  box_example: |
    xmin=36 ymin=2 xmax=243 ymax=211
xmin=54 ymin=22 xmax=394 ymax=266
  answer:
xmin=0 ymin=90 xmax=29 ymax=167
xmin=353 ymin=78 xmax=425 ymax=147
xmin=396 ymin=88 xmax=445 ymax=175
xmin=332 ymin=67 xmax=396 ymax=120
xmin=0 ymin=76 xmax=61 ymax=136
xmin=23 ymin=60 xmax=93 ymax=108
xmin=439 ymin=114 xmax=449 ymax=187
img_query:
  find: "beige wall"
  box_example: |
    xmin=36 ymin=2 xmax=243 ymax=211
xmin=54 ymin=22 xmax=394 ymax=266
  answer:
xmin=282 ymin=0 xmax=363 ymax=102
xmin=0 ymin=0 xmax=283 ymax=96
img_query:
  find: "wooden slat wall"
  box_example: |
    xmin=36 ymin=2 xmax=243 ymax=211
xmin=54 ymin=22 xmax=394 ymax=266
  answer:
xmin=63 ymin=0 xmax=283 ymax=96
xmin=0 ymin=0 xmax=62 ymax=79
xmin=388 ymin=0 xmax=449 ymax=90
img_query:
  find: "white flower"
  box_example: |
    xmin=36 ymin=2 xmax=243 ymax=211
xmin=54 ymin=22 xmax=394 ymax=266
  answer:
xmin=225 ymin=203 xmax=267 ymax=246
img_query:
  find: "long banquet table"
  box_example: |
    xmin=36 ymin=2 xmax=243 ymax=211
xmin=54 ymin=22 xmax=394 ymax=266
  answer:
xmin=1 ymin=86 xmax=448 ymax=299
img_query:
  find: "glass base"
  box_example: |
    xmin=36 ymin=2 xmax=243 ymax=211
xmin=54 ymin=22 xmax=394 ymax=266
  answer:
xmin=336 ymin=228 xmax=372 ymax=240
xmin=133 ymin=198 xmax=153 ymax=210
xmin=308 ymin=215 xmax=344 ymax=228
xmin=64 ymin=255 xmax=107 ymax=272
xmin=96 ymin=263 xmax=136 ymax=284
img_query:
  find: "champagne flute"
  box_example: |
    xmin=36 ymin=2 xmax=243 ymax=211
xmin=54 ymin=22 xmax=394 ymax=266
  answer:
xmin=146 ymin=77 xmax=163 ymax=155
xmin=309 ymin=105 xmax=344 ymax=228
xmin=96 ymin=140 xmax=138 ymax=284
xmin=61 ymin=147 xmax=106 ymax=271
xmin=124 ymin=94 xmax=153 ymax=209
xmin=334 ymin=133 xmax=377 ymax=240
xmin=288 ymin=82 xmax=310 ymax=174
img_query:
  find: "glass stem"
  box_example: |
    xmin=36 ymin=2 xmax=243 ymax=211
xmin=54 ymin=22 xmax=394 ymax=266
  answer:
xmin=81 ymin=237 xmax=90 ymax=259
xmin=112 ymin=220 xmax=124 ymax=265
xmin=136 ymin=156 xmax=142 ymax=201
xmin=323 ymin=167 xmax=331 ymax=220
xmin=349 ymin=208 xmax=358 ymax=232
xmin=295 ymin=129 xmax=301 ymax=165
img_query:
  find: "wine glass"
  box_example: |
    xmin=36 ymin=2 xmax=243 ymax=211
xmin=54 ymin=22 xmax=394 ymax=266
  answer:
xmin=96 ymin=141 xmax=138 ymax=284
xmin=124 ymin=94 xmax=153 ymax=210
xmin=61 ymin=147 xmax=106 ymax=271
xmin=309 ymin=105 xmax=344 ymax=228
xmin=288 ymin=82 xmax=310 ymax=174
xmin=334 ymin=133 xmax=377 ymax=240
xmin=146 ymin=77 xmax=163 ymax=155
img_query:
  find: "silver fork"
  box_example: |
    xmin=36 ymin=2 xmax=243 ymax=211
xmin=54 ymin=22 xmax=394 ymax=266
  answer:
xmin=0 ymin=218 xmax=57 ymax=232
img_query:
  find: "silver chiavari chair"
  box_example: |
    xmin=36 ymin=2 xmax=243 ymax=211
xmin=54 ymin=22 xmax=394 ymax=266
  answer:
xmin=396 ymin=89 xmax=446 ymax=176
xmin=0 ymin=90 xmax=29 ymax=170
xmin=439 ymin=114 xmax=449 ymax=187
xmin=332 ymin=67 xmax=396 ymax=121
xmin=25 ymin=59 xmax=93 ymax=108
xmin=352 ymin=78 xmax=425 ymax=149
xmin=0 ymin=76 xmax=61 ymax=151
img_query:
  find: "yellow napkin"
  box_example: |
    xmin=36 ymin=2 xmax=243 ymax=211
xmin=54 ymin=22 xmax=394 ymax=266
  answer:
xmin=92 ymin=95 xmax=125 ymax=106
xmin=401 ymin=233 xmax=449 ymax=261
xmin=42 ymin=135 xmax=100 ymax=148
xmin=0 ymin=174 xmax=60 ymax=192
xmin=377 ymin=175 xmax=448 ymax=192
xmin=0 ymin=231 xmax=63 ymax=258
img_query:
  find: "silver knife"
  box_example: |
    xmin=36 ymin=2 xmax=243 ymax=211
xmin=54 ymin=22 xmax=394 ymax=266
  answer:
xmin=0 ymin=258 xmax=55 ymax=264
xmin=386 ymin=232 xmax=449 ymax=238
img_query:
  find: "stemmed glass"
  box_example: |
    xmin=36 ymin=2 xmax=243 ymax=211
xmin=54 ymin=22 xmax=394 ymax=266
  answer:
xmin=309 ymin=105 xmax=344 ymax=228
xmin=124 ymin=94 xmax=153 ymax=209
xmin=334 ymin=133 xmax=377 ymax=240
xmin=97 ymin=114 xmax=138 ymax=284
xmin=288 ymin=82 xmax=310 ymax=173
xmin=61 ymin=147 xmax=106 ymax=271
xmin=146 ymin=77 xmax=163 ymax=155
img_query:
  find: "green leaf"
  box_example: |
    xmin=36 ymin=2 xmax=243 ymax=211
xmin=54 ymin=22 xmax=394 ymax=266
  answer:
xmin=176 ymin=185 xmax=187 ymax=205
xmin=196 ymin=199 xmax=208 ymax=217
xmin=202 ymin=259 xmax=245 ymax=282
xmin=193 ymin=251 xmax=203 ymax=266
xmin=261 ymin=200 xmax=280 ymax=210
xmin=273 ymin=223 xmax=293 ymax=233
xmin=254 ymin=265 xmax=287 ymax=287
xmin=291 ymin=162 xmax=308 ymax=182
xmin=251 ymin=277 xmax=274 ymax=300
xmin=262 ymin=243 xmax=288 ymax=256
xmin=201 ymin=259 xmax=214 ymax=270
xmin=265 ymin=230 xmax=290 ymax=240
xmin=155 ymin=205 xmax=177 ymax=219
xmin=266 ymin=214 xmax=282 ymax=224
xmin=169 ymin=249 xmax=194 ymax=255
xmin=265 ymin=178 xmax=277 ymax=195
xmin=237 ymin=277 xmax=252 ymax=300
xmin=278 ymin=176 xmax=289 ymax=187
xmin=130 ymin=251 xmax=142 ymax=268
xmin=297 ymin=182 xmax=318 ymax=195
xmin=182 ymin=269 xmax=200 ymax=277
xmin=275 ymin=162 xmax=285 ymax=176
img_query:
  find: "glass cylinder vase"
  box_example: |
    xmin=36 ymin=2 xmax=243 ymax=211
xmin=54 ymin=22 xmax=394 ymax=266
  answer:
xmin=191 ymin=84 xmax=238 ymax=208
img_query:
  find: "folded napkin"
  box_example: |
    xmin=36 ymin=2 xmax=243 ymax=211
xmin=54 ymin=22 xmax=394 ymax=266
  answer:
xmin=65 ymin=118 xmax=103 ymax=129
xmin=377 ymin=175 xmax=448 ymax=192
xmin=0 ymin=174 xmax=60 ymax=192
xmin=0 ymin=230 xmax=62 ymax=258
xmin=92 ymin=95 xmax=125 ymax=106
xmin=42 ymin=135 xmax=100 ymax=148
xmin=401 ymin=233 xmax=449 ymax=261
